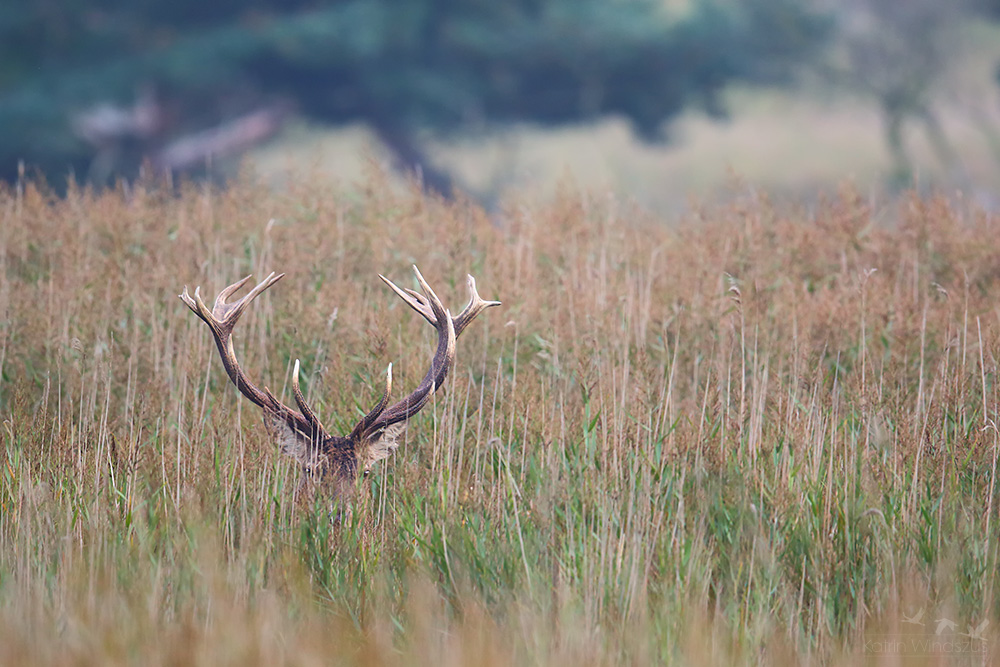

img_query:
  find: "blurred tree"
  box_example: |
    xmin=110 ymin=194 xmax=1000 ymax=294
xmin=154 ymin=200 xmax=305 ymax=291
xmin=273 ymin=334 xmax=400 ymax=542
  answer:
xmin=0 ymin=0 xmax=830 ymax=194
xmin=817 ymin=0 xmax=981 ymax=188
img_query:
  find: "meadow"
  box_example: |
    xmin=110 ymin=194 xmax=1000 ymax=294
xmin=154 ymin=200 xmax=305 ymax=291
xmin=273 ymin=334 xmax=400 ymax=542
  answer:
xmin=1 ymin=172 xmax=999 ymax=664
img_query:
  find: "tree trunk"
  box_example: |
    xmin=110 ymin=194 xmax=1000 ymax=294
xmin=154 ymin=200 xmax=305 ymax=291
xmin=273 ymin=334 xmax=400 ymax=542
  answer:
xmin=370 ymin=119 xmax=455 ymax=201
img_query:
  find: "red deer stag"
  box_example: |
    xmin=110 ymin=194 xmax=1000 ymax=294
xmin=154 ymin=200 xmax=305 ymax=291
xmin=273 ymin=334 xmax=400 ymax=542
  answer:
xmin=180 ymin=266 xmax=499 ymax=493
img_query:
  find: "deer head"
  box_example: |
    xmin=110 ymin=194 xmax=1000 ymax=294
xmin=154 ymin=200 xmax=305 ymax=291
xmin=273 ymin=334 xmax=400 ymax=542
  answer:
xmin=180 ymin=266 xmax=499 ymax=492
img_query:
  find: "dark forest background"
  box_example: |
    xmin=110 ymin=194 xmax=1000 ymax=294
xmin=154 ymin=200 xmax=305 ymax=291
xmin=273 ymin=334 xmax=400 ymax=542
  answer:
xmin=3 ymin=0 xmax=1000 ymax=197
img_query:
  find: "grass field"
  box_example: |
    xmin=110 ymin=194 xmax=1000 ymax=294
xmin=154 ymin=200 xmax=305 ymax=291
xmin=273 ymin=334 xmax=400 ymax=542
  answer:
xmin=1 ymin=173 xmax=999 ymax=664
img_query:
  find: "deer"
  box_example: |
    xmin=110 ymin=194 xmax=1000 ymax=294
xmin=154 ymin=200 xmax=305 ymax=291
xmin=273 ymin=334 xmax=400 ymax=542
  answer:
xmin=180 ymin=266 xmax=500 ymax=495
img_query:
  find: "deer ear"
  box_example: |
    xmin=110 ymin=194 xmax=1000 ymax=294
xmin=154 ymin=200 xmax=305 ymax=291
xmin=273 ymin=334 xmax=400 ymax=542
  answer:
xmin=264 ymin=411 xmax=314 ymax=466
xmin=362 ymin=423 xmax=406 ymax=468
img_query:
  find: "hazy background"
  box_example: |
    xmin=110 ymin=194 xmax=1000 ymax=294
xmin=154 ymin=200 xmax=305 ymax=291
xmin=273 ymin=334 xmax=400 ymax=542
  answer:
xmin=3 ymin=0 xmax=1000 ymax=209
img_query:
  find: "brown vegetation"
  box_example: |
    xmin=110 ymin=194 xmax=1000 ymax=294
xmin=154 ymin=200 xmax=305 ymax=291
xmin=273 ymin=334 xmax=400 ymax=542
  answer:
xmin=1 ymin=173 xmax=998 ymax=664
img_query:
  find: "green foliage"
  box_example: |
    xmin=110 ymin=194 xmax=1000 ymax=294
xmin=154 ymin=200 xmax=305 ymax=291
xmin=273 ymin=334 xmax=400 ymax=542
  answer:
xmin=0 ymin=0 xmax=830 ymax=184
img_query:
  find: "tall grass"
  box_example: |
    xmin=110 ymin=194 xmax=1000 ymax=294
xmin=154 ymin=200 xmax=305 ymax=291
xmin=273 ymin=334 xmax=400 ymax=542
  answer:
xmin=1 ymin=173 xmax=998 ymax=664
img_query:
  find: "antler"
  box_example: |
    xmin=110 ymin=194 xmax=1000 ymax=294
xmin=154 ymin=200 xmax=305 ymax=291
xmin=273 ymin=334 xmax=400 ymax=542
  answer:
xmin=351 ymin=266 xmax=501 ymax=441
xmin=182 ymin=266 xmax=500 ymax=485
xmin=180 ymin=273 xmax=328 ymax=444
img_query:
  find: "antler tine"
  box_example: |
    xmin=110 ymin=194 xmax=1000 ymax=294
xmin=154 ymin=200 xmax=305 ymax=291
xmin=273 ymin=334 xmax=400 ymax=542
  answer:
xmin=291 ymin=359 xmax=326 ymax=435
xmin=454 ymin=274 xmax=502 ymax=338
xmin=214 ymin=271 xmax=284 ymax=326
xmin=379 ymin=273 xmax=435 ymax=324
xmin=411 ymin=265 xmax=447 ymax=320
xmin=214 ymin=274 xmax=256 ymax=309
xmin=179 ymin=284 xmax=216 ymax=328
xmin=376 ymin=265 xmax=448 ymax=328
xmin=349 ymin=363 xmax=393 ymax=440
